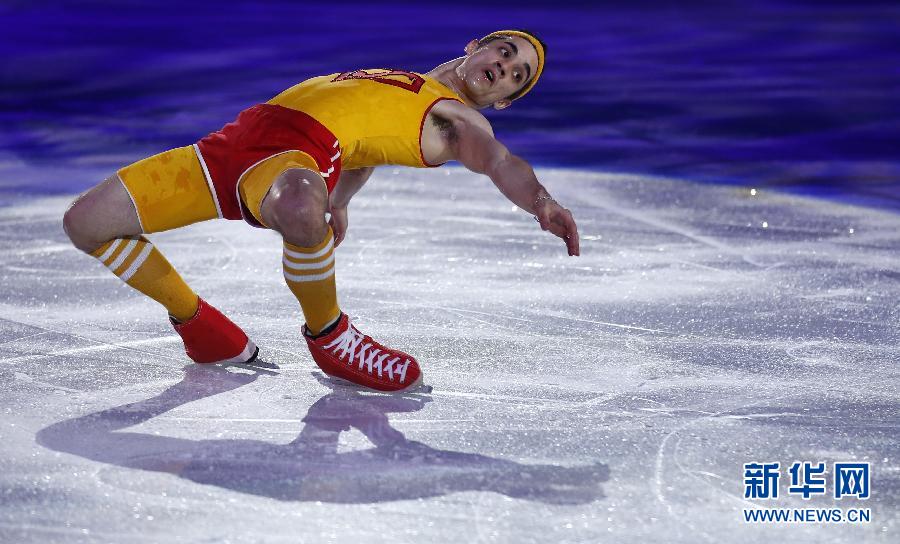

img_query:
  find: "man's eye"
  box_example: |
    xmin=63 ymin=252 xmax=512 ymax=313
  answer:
xmin=514 ymin=71 xmax=521 ymax=81
xmin=501 ymin=49 xmax=510 ymax=57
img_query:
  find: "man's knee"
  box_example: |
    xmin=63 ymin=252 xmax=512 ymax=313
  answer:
xmin=63 ymin=194 xmax=98 ymax=253
xmin=63 ymin=174 xmax=134 ymax=254
xmin=262 ymin=169 xmax=328 ymax=235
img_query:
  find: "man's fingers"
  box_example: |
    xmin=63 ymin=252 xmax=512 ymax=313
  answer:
xmin=536 ymin=206 xmax=580 ymax=256
xmin=329 ymin=219 xmax=343 ymax=248
xmin=547 ymin=210 xmax=580 ymax=256
xmin=567 ymin=232 xmax=579 ymax=256
xmin=563 ymin=212 xmax=580 ymax=256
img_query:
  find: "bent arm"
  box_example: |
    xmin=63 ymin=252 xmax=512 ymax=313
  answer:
xmin=449 ymin=117 xmax=548 ymax=213
xmin=329 ymin=167 xmax=375 ymax=209
xmin=447 ymin=113 xmax=580 ymax=256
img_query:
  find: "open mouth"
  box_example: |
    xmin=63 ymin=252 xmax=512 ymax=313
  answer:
xmin=484 ymin=68 xmax=495 ymax=84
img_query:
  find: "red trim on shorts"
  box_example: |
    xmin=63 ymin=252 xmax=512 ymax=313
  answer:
xmin=419 ymin=97 xmax=462 ymax=168
xmin=195 ymin=104 xmax=341 ymax=226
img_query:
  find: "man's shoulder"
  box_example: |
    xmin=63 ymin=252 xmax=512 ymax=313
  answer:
xmin=430 ymin=100 xmax=493 ymax=136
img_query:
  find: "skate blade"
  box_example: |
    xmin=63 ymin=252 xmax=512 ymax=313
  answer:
xmin=223 ymin=353 xmax=280 ymax=375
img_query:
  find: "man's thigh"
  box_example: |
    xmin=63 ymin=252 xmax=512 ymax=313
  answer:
xmin=117 ymin=145 xmax=219 ymax=233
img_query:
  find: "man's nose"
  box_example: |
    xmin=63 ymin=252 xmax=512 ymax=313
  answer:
xmin=494 ymin=61 xmax=506 ymax=78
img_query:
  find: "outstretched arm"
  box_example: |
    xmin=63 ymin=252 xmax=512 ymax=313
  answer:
xmin=328 ymin=167 xmax=375 ymax=247
xmin=445 ymin=110 xmax=580 ymax=256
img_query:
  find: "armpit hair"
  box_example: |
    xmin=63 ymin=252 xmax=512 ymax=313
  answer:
xmin=431 ymin=113 xmax=458 ymax=143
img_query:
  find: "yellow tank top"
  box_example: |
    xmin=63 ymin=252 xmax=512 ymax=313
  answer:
xmin=267 ymin=69 xmax=463 ymax=170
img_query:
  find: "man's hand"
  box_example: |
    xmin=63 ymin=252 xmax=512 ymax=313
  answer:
xmin=328 ymin=203 xmax=348 ymax=248
xmin=326 ymin=167 xmax=374 ymax=248
xmin=535 ymin=199 xmax=580 ymax=256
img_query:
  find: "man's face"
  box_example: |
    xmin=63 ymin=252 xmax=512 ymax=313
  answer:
xmin=456 ymin=36 xmax=540 ymax=109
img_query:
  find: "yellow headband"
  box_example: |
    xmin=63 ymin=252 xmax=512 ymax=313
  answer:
xmin=480 ymin=30 xmax=545 ymax=99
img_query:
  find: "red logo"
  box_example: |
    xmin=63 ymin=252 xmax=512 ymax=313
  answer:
xmin=331 ymin=69 xmax=426 ymax=93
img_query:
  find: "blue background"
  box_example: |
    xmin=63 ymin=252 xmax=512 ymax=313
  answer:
xmin=1 ymin=0 xmax=898 ymax=209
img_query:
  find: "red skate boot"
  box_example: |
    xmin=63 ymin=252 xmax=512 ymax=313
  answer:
xmin=303 ymin=314 xmax=422 ymax=392
xmin=171 ymin=298 xmax=258 ymax=364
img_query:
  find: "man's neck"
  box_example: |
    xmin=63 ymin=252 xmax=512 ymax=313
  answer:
xmin=426 ymin=57 xmax=477 ymax=108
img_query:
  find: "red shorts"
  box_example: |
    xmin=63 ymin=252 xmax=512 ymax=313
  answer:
xmin=195 ymin=104 xmax=343 ymax=227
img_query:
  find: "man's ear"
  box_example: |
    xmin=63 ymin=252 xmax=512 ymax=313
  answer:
xmin=493 ymin=99 xmax=512 ymax=110
xmin=464 ymin=39 xmax=479 ymax=55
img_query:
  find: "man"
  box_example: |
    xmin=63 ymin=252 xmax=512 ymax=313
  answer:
xmin=63 ymin=30 xmax=580 ymax=393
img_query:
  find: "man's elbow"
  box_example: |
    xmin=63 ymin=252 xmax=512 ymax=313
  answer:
xmin=483 ymin=150 xmax=514 ymax=179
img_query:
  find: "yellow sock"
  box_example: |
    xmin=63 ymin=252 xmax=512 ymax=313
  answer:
xmin=91 ymin=236 xmax=199 ymax=321
xmin=283 ymin=227 xmax=340 ymax=335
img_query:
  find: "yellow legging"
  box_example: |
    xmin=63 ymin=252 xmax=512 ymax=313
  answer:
xmin=116 ymin=145 xmax=337 ymax=330
xmin=118 ymin=145 xmax=320 ymax=232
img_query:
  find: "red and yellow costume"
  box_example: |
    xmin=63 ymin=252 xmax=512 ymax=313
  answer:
xmin=118 ymin=70 xmax=463 ymax=232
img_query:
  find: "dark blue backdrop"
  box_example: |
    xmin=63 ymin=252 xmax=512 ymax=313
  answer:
xmin=1 ymin=0 xmax=898 ymax=209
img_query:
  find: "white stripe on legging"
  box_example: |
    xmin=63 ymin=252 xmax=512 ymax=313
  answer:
xmin=284 ymin=266 xmax=335 ymax=283
xmin=118 ymin=243 xmax=154 ymax=281
xmin=192 ymin=144 xmax=223 ymax=219
xmin=283 ymin=237 xmax=334 ymax=260
xmin=107 ymin=239 xmax=139 ymax=272
xmin=98 ymin=239 xmax=123 ymax=263
xmin=282 ymin=252 xmax=334 ymax=271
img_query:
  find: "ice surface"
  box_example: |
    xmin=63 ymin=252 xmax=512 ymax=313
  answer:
xmin=0 ymin=167 xmax=897 ymax=543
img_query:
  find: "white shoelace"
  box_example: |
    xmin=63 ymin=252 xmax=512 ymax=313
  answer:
xmin=323 ymin=322 xmax=409 ymax=383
